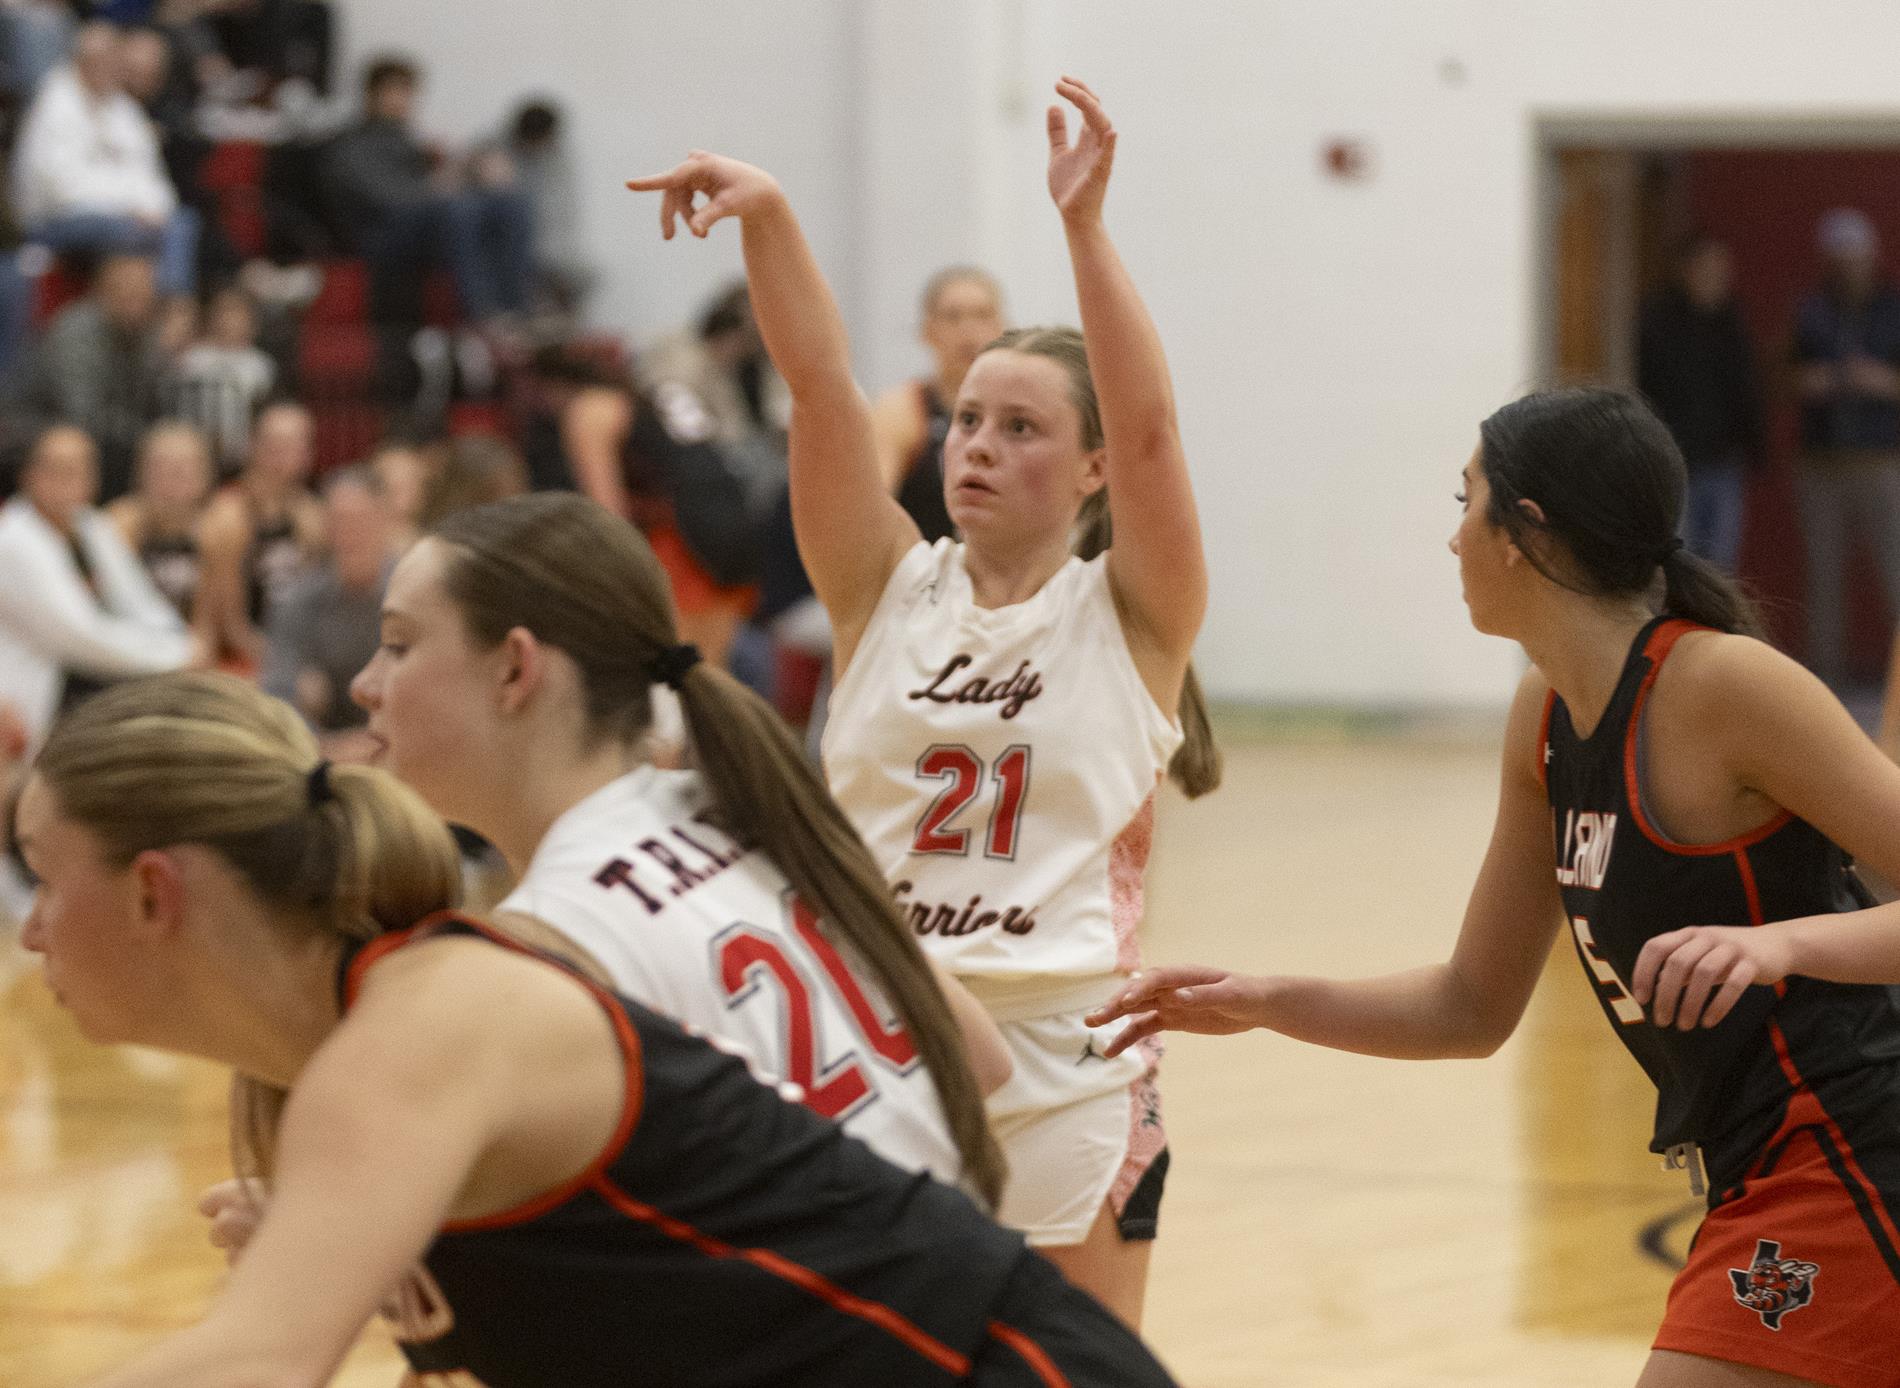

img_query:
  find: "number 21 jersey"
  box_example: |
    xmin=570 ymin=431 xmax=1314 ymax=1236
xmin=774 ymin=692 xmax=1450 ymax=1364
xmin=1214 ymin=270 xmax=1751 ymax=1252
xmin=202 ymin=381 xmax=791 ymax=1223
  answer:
xmin=823 ymin=539 xmax=1184 ymax=1022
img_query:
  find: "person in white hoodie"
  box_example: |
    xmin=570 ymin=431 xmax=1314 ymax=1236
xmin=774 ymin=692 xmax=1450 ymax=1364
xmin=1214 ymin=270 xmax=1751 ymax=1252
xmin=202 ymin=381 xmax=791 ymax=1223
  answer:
xmin=11 ymin=21 xmax=200 ymax=295
xmin=0 ymin=423 xmax=199 ymax=755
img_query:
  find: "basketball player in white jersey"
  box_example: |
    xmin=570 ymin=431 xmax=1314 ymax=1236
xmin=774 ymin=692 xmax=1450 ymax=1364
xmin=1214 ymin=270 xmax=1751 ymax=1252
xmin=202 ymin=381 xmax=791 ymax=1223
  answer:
xmin=200 ymin=492 xmax=1010 ymax=1251
xmin=626 ymin=76 xmax=1219 ymax=1327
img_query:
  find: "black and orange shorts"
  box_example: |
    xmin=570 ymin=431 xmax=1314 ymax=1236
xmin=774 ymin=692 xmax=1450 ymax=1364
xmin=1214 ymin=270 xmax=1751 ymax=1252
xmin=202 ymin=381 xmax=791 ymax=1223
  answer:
xmin=1655 ymin=1092 xmax=1900 ymax=1388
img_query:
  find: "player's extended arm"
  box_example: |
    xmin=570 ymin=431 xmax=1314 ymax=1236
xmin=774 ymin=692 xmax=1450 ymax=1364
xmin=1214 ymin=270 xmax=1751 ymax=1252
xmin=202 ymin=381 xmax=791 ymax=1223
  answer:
xmin=1088 ymin=670 xmax=1566 ymax=1060
xmin=90 ymin=950 xmax=533 ymax=1388
xmin=626 ymin=155 xmax=918 ymax=670
xmin=1050 ymin=77 xmax=1207 ymax=705
xmin=1630 ymin=637 xmax=1900 ymax=1029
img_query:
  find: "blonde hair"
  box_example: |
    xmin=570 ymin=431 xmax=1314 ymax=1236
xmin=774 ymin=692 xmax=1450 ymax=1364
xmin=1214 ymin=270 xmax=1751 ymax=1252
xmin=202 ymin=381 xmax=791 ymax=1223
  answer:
xmin=33 ymin=672 xmax=461 ymax=1183
xmin=431 ymin=493 xmax=1007 ymax=1207
xmin=984 ymin=326 xmax=1223 ymax=798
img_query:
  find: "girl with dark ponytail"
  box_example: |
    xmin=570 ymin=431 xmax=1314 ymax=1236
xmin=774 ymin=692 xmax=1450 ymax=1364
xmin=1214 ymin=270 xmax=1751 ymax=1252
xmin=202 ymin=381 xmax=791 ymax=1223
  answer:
xmin=1095 ymin=386 xmax=1900 ymax=1386
xmin=18 ymin=672 xmax=1176 ymax=1387
xmin=630 ymin=76 xmax=1214 ymax=1327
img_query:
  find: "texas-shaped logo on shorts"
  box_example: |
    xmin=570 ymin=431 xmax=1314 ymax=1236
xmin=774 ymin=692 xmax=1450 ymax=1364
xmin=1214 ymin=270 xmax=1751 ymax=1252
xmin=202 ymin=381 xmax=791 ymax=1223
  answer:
xmin=1728 ymin=1238 xmax=1819 ymax=1331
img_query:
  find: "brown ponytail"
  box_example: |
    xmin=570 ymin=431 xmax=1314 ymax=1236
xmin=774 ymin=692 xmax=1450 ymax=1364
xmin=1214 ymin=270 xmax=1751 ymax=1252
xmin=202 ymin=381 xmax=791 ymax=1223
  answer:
xmin=1017 ymin=325 xmax=1223 ymax=800
xmin=430 ymin=494 xmax=1006 ymax=1207
xmin=32 ymin=672 xmax=462 ymax=1185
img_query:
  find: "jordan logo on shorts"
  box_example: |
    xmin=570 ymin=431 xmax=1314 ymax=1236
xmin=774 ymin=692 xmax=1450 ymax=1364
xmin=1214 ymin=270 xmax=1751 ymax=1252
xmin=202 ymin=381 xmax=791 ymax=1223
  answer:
xmin=1728 ymin=1238 xmax=1819 ymax=1330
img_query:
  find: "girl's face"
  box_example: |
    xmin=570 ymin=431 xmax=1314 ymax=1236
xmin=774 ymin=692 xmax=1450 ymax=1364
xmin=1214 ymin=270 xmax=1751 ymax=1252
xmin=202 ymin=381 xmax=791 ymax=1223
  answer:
xmin=1448 ymin=449 xmax=1522 ymax=637
xmin=942 ymin=349 xmax=1102 ymax=553
xmin=140 ymin=433 xmax=212 ymax=509
xmin=349 ymin=539 xmax=508 ymax=829
xmin=921 ymin=277 xmax=1004 ymax=388
xmin=15 ymin=777 xmax=151 ymax=1044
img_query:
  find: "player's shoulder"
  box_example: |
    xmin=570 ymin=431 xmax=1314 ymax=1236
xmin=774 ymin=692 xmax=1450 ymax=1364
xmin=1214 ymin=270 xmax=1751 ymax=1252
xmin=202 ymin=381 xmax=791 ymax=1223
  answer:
xmin=1657 ymin=625 xmax=1836 ymax=743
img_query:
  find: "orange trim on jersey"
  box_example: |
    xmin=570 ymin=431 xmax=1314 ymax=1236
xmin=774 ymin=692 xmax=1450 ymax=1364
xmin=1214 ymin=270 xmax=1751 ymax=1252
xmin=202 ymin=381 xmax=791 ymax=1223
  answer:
xmin=343 ymin=911 xmax=647 ymax=1234
xmin=1536 ymin=687 xmax=1556 ymax=790
xmin=591 ymin=1176 xmax=972 ymax=1376
xmin=1622 ymin=620 xmax=1794 ymax=856
xmin=1738 ymin=860 xmax=1900 ymax=1258
xmin=987 ymin=1321 xmax=1074 ymax=1387
xmin=341 ymin=922 xmax=428 ymax=1008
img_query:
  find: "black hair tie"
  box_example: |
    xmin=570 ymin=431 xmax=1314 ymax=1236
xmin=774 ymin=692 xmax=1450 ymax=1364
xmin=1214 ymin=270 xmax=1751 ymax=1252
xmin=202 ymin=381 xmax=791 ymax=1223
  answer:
xmin=307 ymin=760 xmax=335 ymax=808
xmin=649 ymin=643 xmax=703 ymax=691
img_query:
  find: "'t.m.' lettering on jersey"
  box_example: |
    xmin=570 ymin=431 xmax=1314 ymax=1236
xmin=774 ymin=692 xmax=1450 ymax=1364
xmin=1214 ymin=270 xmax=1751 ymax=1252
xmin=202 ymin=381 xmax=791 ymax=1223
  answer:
xmin=906 ymin=654 xmax=1043 ymax=720
xmin=593 ymin=810 xmax=752 ymax=915
xmin=1555 ymin=810 xmax=1617 ymax=890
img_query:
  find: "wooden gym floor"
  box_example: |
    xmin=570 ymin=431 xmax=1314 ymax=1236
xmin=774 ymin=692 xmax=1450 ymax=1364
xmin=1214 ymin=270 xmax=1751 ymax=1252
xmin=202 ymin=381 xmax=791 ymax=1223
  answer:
xmin=1 ymin=728 xmax=1687 ymax=1386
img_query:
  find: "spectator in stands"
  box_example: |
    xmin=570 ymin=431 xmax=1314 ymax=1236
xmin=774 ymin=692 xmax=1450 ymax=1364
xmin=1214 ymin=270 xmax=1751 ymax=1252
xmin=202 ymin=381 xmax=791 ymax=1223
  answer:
xmin=501 ymin=97 xmax=592 ymax=317
xmin=0 ymin=0 xmax=78 ymax=110
xmin=166 ymin=283 xmax=277 ymax=470
xmin=1791 ymin=207 xmax=1900 ymax=684
xmin=0 ymin=423 xmax=197 ymax=754
xmin=259 ymin=463 xmax=391 ymax=754
xmin=105 ymin=417 xmax=214 ymax=619
xmin=0 ymin=205 xmax=31 ymax=390
xmin=201 ymin=0 xmax=333 ymax=96
xmin=1637 ymin=234 xmax=1763 ymax=573
xmin=11 ymin=20 xmax=202 ymax=296
xmin=195 ymin=397 xmax=322 ymax=666
xmin=8 ymin=252 xmax=177 ymax=500
xmin=320 ymin=55 xmax=534 ymax=337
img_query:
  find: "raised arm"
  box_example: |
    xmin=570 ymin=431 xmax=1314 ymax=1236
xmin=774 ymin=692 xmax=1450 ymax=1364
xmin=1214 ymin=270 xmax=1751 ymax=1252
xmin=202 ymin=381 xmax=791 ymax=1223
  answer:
xmin=1087 ymin=670 xmax=1566 ymax=1059
xmin=1049 ymin=78 xmax=1207 ymax=693
xmin=626 ymin=156 xmax=918 ymax=666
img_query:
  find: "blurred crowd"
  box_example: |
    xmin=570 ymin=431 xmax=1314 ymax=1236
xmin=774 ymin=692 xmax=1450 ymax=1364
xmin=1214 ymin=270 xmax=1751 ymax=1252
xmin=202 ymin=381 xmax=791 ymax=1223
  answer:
xmin=0 ymin=6 xmax=1012 ymax=916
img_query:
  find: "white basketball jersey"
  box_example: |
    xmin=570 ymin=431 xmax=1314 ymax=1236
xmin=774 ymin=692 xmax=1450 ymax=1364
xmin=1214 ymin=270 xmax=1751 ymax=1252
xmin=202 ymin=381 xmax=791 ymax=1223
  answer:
xmin=496 ymin=766 xmax=963 ymax=1186
xmin=822 ymin=539 xmax=1184 ymax=1022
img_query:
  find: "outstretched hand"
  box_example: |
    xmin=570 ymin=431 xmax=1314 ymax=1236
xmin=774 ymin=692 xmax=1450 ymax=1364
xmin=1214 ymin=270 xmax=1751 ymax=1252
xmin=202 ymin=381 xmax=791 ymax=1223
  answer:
xmin=626 ymin=152 xmax=784 ymax=240
xmin=198 ymin=1177 xmax=263 ymax=1266
xmin=1046 ymin=75 xmax=1117 ymax=223
xmin=1630 ymin=924 xmax=1792 ymax=1030
xmin=1083 ymin=963 xmax=1268 ymax=1058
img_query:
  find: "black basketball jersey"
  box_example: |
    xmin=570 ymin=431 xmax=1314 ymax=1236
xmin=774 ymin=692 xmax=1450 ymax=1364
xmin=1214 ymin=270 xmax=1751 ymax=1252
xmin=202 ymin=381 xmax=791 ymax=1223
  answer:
xmin=896 ymin=381 xmax=956 ymax=545
xmin=1542 ymin=617 xmax=1900 ymax=1181
xmin=338 ymin=914 xmax=1027 ymax=1387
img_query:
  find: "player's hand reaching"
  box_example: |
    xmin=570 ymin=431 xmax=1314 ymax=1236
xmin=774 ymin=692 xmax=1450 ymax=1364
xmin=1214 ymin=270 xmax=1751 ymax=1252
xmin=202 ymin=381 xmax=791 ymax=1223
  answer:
xmin=1631 ymin=924 xmax=1794 ymax=1030
xmin=626 ymin=152 xmax=785 ymax=239
xmin=198 ymin=1177 xmax=264 ymax=1266
xmin=1046 ymin=75 xmax=1117 ymax=224
xmin=1084 ymin=964 xmax=1270 ymax=1058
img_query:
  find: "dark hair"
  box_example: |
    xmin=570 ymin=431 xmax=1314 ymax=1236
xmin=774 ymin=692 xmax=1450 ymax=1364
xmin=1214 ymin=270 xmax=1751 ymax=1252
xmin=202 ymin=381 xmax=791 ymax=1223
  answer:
xmin=512 ymin=99 xmax=560 ymax=145
xmin=429 ymin=494 xmax=1006 ymax=1207
xmin=985 ymin=326 xmax=1223 ymax=798
xmin=698 ymin=282 xmax=752 ymax=341
xmin=363 ymin=55 xmax=419 ymax=98
xmin=1478 ymin=387 xmax=1762 ymax=637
